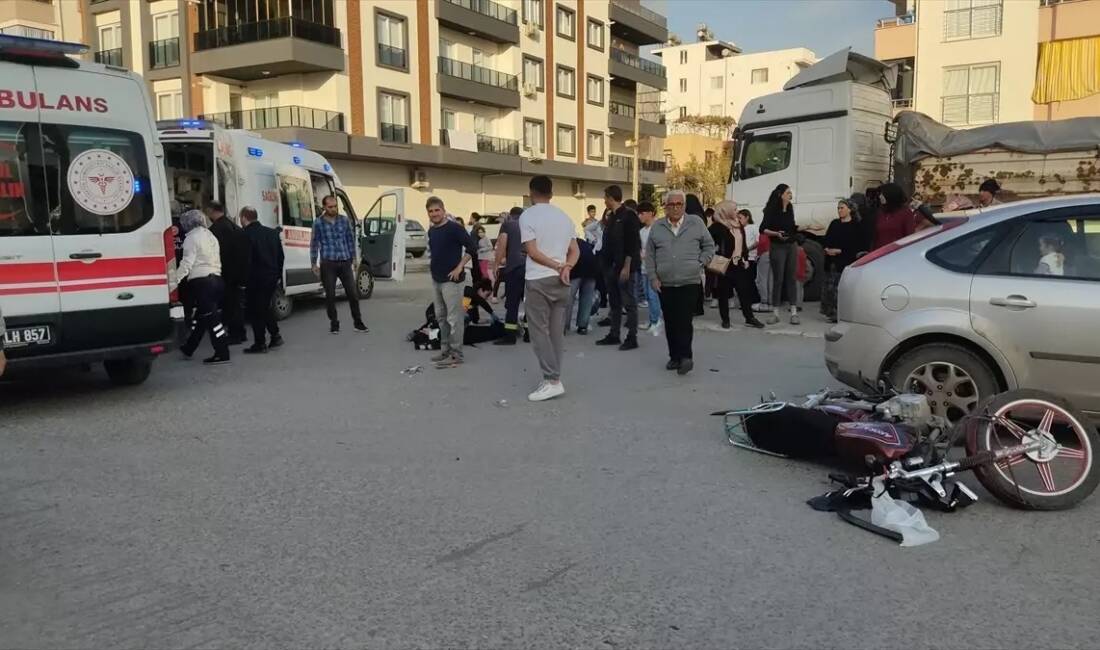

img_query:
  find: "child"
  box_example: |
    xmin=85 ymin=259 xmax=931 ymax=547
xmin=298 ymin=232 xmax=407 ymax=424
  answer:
xmin=1037 ymin=235 xmax=1065 ymax=276
xmin=474 ymin=225 xmax=495 ymax=285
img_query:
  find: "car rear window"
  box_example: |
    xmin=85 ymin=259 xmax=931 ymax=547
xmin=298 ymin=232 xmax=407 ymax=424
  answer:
xmin=927 ymin=221 xmax=1002 ymax=273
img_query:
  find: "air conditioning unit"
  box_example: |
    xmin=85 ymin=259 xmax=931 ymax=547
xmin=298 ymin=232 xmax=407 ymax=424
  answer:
xmin=523 ymin=21 xmax=539 ymax=38
xmin=410 ymin=168 xmax=430 ymax=190
xmin=571 ymin=180 xmax=585 ymax=198
xmin=522 ymin=82 xmax=538 ymax=98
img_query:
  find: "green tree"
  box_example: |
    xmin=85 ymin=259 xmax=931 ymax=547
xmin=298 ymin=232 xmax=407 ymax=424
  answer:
xmin=663 ymin=150 xmax=731 ymax=209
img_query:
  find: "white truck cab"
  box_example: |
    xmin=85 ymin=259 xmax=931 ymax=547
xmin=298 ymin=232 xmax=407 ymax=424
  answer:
xmin=157 ymin=121 xmax=405 ymax=319
xmin=0 ymin=35 xmax=181 ymax=385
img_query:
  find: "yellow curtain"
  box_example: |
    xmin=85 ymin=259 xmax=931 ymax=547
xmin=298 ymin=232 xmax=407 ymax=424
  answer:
xmin=1033 ymin=36 xmax=1100 ymax=104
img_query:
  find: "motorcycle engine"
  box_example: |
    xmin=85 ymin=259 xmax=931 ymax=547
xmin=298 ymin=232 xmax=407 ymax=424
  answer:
xmin=876 ymin=394 xmax=933 ymax=426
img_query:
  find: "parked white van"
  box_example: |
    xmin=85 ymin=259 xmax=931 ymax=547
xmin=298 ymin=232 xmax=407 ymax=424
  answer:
xmin=0 ymin=35 xmax=182 ymax=385
xmin=157 ymin=121 xmax=405 ymax=319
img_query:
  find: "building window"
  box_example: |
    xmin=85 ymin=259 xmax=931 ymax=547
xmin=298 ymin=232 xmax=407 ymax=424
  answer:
xmin=556 ymin=4 xmax=575 ymax=40
xmin=0 ymin=24 xmax=55 ymax=40
xmin=586 ymin=75 xmax=604 ymax=106
xmin=679 ymin=50 xmax=687 ymax=64
xmin=379 ymin=90 xmax=410 ymax=144
xmin=586 ymin=18 xmax=604 ymax=51
xmin=942 ymin=62 xmax=1000 ymax=125
xmin=751 ymin=68 xmax=768 ymax=84
xmin=556 ymin=65 xmax=575 ymax=99
xmin=944 ymin=0 xmax=1002 ymax=41
xmin=709 ymin=104 xmax=722 ymax=116
xmin=474 ymin=115 xmax=488 ymax=135
xmin=376 ymin=11 xmax=408 ymax=71
xmin=679 ymin=78 xmax=687 ymax=92
xmin=556 ymin=124 xmax=576 ymax=156
xmin=678 ymin=106 xmax=687 ymax=119
xmin=523 ymin=0 xmax=543 ymax=27
xmin=156 ymin=91 xmax=183 ymax=120
xmin=524 ymin=119 xmax=545 ymax=154
xmin=472 ymin=48 xmax=484 ymax=67
xmin=710 ymin=75 xmax=723 ymax=90
xmin=152 ymin=11 xmax=179 ymax=41
xmin=439 ymin=37 xmax=456 ymax=60
xmin=523 ymin=55 xmax=544 ymax=91
xmin=586 ymin=131 xmax=604 ymax=160
xmin=441 ymin=108 xmax=457 ymax=131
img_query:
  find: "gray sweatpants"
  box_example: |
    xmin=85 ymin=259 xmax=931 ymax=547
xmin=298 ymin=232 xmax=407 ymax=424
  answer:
xmin=769 ymin=241 xmax=802 ymax=309
xmin=525 ymin=276 xmax=571 ymax=381
xmin=432 ymin=280 xmax=465 ymax=357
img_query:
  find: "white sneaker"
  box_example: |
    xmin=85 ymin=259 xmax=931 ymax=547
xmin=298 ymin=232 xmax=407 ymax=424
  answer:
xmin=528 ymin=380 xmax=565 ymax=402
xmin=639 ymin=321 xmax=651 ymax=331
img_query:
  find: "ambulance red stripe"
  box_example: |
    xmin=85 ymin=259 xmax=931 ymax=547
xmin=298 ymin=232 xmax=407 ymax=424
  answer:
xmin=0 ymin=256 xmax=165 ymax=284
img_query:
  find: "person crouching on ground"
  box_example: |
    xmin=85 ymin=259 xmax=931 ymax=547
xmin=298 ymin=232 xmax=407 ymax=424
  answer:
xmin=177 ymin=209 xmax=231 ymax=364
xmin=427 ymin=196 xmax=477 ymax=368
xmin=645 ymin=190 xmax=715 ymax=375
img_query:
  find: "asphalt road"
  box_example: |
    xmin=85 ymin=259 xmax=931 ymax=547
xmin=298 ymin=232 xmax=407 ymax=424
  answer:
xmin=2 ymin=263 xmax=1098 ymax=649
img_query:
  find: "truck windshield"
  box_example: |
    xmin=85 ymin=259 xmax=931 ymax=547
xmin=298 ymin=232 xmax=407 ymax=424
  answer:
xmin=740 ymin=132 xmax=792 ymax=180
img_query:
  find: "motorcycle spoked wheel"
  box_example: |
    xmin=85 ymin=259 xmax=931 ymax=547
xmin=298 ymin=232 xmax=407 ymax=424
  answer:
xmin=965 ymin=389 xmax=1100 ymax=511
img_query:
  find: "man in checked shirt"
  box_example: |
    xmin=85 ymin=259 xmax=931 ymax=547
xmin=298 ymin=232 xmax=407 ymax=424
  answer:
xmin=311 ymin=195 xmax=368 ymax=335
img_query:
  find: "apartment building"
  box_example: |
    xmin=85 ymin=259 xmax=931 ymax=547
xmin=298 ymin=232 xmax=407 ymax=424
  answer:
xmin=874 ymin=0 xmax=1100 ymax=125
xmin=2 ymin=0 xmax=668 ymax=222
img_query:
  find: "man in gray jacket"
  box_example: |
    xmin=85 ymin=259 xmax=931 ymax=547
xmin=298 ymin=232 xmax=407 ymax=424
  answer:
xmin=645 ymin=189 xmax=715 ymax=375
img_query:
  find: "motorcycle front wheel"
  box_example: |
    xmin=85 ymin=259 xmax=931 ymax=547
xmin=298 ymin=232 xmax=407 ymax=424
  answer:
xmin=966 ymin=389 xmax=1099 ymax=510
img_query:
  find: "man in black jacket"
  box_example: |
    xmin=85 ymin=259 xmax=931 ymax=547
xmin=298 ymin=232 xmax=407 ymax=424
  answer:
xmin=596 ymin=185 xmax=641 ymax=350
xmin=206 ymin=200 xmax=250 ymax=344
xmin=239 ymin=206 xmax=285 ymax=353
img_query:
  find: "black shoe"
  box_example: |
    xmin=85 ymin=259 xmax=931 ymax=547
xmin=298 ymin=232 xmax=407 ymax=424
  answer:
xmin=597 ymin=317 xmax=611 ymax=327
xmin=244 ymin=344 xmax=267 ymax=354
xmin=618 ymin=337 xmax=638 ymax=351
xmin=354 ymin=321 xmax=369 ymax=333
xmin=577 ymin=327 xmax=588 ymax=335
xmin=203 ymin=354 xmax=231 ymax=365
xmin=677 ymin=359 xmax=694 ymax=375
xmin=595 ymin=335 xmax=620 ymax=346
xmin=745 ymin=318 xmax=765 ymax=329
xmin=330 ymin=321 xmax=339 ymax=334
xmin=493 ymin=333 xmax=517 ymax=346
xmin=522 ymin=330 xmax=530 ymax=343
xmin=665 ymin=359 xmax=681 ymax=371
xmin=721 ymin=321 xmax=731 ymax=329
xmin=268 ymin=335 xmax=284 ymax=348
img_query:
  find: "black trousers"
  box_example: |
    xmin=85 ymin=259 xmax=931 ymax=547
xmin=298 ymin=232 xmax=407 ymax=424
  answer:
xmin=320 ymin=259 xmax=362 ymax=325
xmin=501 ymin=265 xmax=525 ymax=332
xmin=182 ymin=275 xmax=229 ymax=358
xmin=466 ymin=321 xmax=505 ymax=345
xmin=246 ymin=280 xmax=281 ymax=345
xmin=221 ymin=281 xmax=247 ymax=341
xmin=604 ymin=264 xmax=638 ymax=339
xmin=659 ymin=283 xmax=699 ymax=361
xmin=716 ymin=266 xmax=756 ymax=324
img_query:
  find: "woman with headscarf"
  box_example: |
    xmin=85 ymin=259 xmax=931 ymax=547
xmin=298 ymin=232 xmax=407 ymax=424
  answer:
xmin=820 ymin=199 xmax=862 ymax=323
xmin=760 ymin=183 xmax=801 ymax=325
xmin=710 ymin=201 xmax=766 ymax=329
xmin=872 ymin=182 xmax=916 ymax=250
xmin=176 ymin=209 xmax=231 ymax=364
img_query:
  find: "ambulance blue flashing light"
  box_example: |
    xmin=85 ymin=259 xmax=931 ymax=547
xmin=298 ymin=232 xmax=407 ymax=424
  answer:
xmin=178 ymin=119 xmax=206 ymax=129
xmin=290 ymin=141 xmax=305 ymax=148
xmin=133 ymin=179 xmax=142 ymax=193
xmin=292 ymin=155 xmax=302 ymax=165
xmin=247 ymin=147 xmax=264 ymax=158
xmin=0 ymin=34 xmax=89 ymax=55
xmin=323 ymin=163 xmax=331 ymax=172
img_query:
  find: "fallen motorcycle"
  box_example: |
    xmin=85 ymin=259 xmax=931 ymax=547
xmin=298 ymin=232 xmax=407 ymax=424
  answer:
xmin=716 ymin=387 xmax=1099 ymax=513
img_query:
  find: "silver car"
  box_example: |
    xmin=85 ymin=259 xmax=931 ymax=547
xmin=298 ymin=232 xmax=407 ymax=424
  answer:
xmin=825 ymin=194 xmax=1100 ymax=421
xmin=405 ymin=219 xmax=427 ymax=258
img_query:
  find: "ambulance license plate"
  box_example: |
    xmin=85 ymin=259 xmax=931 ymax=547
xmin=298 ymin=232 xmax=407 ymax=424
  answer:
xmin=3 ymin=325 xmax=52 ymax=349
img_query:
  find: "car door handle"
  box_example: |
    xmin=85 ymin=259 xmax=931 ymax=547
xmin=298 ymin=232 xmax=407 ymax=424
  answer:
xmin=990 ymin=295 xmax=1037 ymax=309
xmin=68 ymin=252 xmax=102 ymax=260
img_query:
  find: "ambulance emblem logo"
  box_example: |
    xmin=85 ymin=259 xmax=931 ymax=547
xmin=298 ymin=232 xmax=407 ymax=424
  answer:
xmin=67 ymin=149 xmax=134 ymax=216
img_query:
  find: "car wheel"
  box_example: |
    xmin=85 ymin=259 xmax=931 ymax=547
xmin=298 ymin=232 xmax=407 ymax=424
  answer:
xmin=800 ymin=239 xmax=825 ymax=303
xmin=104 ymin=358 xmax=153 ymax=386
xmin=271 ymin=287 xmax=293 ymax=321
xmin=412 ymin=250 xmax=425 ymax=258
xmin=887 ymin=342 xmax=1000 ymax=422
xmin=357 ymin=265 xmax=375 ymax=299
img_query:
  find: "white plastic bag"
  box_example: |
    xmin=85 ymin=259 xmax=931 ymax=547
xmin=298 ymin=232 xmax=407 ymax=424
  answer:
xmin=870 ymin=477 xmax=940 ymax=547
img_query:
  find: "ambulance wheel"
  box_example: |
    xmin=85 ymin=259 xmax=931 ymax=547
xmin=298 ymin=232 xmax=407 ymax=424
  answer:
xmin=271 ymin=287 xmax=293 ymax=321
xmin=104 ymin=358 xmax=152 ymax=386
xmin=357 ymin=266 xmax=375 ymax=300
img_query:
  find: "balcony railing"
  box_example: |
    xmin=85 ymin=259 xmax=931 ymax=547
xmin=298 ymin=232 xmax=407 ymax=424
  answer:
xmin=94 ymin=48 xmax=123 ymax=66
xmin=149 ymin=37 xmax=180 ymax=69
xmin=438 ymin=56 xmax=518 ymax=91
xmin=609 ymin=154 xmax=666 ymax=173
xmin=876 ymin=13 xmax=915 ymax=28
xmin=892 ymin=98 xmax=914 ymax=109
xmin=377 ymin=43 xmax=406 ymax=68
xmin=201 ymin=106 xmax=345 ymax=132
xmin=609 ymin=0 xmax=666 ymax=27
xmin=381 ymin=122 xmax=409 ymax=144
xmin=610 ymin=47 xmax=666 ymax=78
xmin=439 ymin=130 xmax=520 ymax=155
xmin=194 ymin=17 xmax=340 ymax=51
xmin=610 ymin=101 xmax=636 ymax=118
xmin=942 ymin=93 xmax=999 ymax=126
xmin=441 ymin=0 xmax=518 ymax=25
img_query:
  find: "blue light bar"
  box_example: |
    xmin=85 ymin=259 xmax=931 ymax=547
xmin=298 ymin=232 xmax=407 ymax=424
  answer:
xmin=0 ymin=34 xmax=89 ymax=55
xmin=178 ymin=119 xmax=207 ymax=129
xmin=323 ymin=163 xmax=331 ymax=172
xmin=292 ymin=155 xmax=302 ymax=165
xmin=289 ymin=142 xmax=305 ymax=149
xmin=247 ymin=147 xmax=264 ymax=158
xmin=133 ymin=179 xmax=142 ymax=193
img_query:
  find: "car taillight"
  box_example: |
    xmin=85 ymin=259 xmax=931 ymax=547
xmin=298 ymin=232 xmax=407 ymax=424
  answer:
xmin=163 ymin=226 xmax=179 ymax=302
xmin=850 ymin=218 xmax=969 ymax=268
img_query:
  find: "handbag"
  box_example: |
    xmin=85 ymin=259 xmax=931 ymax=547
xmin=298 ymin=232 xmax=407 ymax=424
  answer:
xmin=706 ymin=254 xmax=731 ymax=275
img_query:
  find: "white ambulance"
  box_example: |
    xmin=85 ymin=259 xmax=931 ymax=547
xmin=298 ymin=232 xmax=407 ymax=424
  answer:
xmin=0 ymin=35 xmax=182 ymax=385
xmin=156 ymin=121 xmax=406 ymax=319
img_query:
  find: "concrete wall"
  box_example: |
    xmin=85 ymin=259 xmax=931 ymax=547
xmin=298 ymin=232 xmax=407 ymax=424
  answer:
xmin=874 ymin=21 xmax=916 ymax=61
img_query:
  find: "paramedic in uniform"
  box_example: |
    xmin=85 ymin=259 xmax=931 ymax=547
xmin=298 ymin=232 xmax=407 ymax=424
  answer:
xmin=206 ymin=200 xmax=251 ymax=344
xmin=239 ymin=206 xmax=285 ymax=353
xmin=177 ymin=210 xmax=232 ymax=364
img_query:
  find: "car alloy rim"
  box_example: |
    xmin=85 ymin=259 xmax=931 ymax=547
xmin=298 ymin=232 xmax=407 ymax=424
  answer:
xmin=984 ymin=399 xmax=1092 ymax=497
xmin=904 ymin=361 xmax=979 ymax=421
xmin=274 ymin=294 xmax=290 ymax=315
xmin=358 ymin=271 xmax=371 ymax=293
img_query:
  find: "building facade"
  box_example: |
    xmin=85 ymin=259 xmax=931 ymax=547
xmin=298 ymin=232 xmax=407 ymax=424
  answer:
xmin=874 ymin=0 xmax=1100 ymax=125
xmin=2 ymin=0 xmax=668 ymax=222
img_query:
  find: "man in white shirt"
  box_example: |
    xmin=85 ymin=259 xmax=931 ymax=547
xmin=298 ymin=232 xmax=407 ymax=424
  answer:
xmin=520 ymin=175 xmax=579 ymax=402
xmin=176 ymin=209 xmax=232 ymax=364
